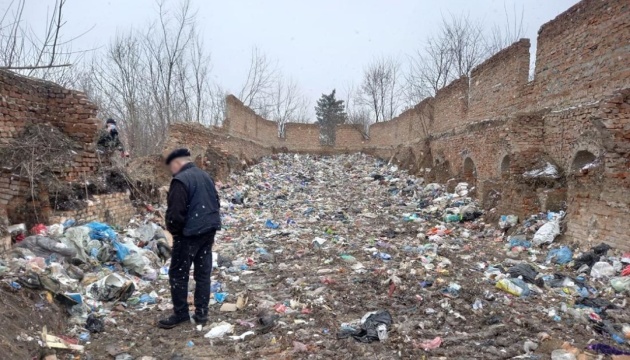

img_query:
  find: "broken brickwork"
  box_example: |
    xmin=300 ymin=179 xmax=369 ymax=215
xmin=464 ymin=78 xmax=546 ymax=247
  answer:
xmin=166 ymin=0 xmax=629 ymax=249
xmin=0 ymin=70 xmax=135 ymax=228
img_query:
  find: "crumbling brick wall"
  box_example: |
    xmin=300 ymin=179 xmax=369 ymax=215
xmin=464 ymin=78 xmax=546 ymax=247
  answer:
xmin=163 ymin=0 xmax=629 ymax=249
xmin=0 ymin=70 xmax=135 ymax=228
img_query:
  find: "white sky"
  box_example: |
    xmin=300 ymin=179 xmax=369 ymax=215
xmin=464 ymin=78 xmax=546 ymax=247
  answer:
xmin=20 ymin=0 xmax=577 ymax=107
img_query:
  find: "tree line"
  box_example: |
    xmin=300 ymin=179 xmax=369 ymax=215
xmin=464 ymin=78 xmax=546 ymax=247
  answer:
xmin=0 ymin=0 xmax=523 ymax=155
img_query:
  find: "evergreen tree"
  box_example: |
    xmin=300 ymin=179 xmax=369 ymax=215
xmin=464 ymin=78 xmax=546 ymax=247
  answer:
xmin=315 ymin=90 xmax=347 ymax=145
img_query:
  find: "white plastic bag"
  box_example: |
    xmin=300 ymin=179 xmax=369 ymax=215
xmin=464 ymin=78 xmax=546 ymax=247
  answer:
xmin=590 ymin=262 xmax=615 ymax=278
xmin=532 ymin=218 xmax=561 ymax=246
xmin=204 ymin=322 xmax=234 ymax=338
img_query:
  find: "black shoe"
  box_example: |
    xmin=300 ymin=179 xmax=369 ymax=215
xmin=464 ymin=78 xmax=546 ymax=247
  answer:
xmin=192 ymin=313 xmax=208 ymax=325
xmin=157 ymin=314 xmax=190 ymax=329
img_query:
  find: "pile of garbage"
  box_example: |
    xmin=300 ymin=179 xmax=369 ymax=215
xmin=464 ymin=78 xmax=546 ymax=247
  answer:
xmin=1 ymin=153 xmax=629 ymax=359
xmin=2 ymin=217 xmax=171 ymax=352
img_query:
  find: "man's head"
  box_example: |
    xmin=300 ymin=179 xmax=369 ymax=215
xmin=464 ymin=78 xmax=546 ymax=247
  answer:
xmin=165 ymin=148 xmax=192 ymax=175
xmin=106 ymin=118 xmax=117 ymax=132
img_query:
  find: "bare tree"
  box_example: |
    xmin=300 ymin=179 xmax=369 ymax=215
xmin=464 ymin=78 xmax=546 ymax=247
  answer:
xmin=442 ymin=14 xmax=485 ymax=78
xmin=269 ymin=77 xmax=310 ymax=136
xmin=486 ymin=4 xmax=525 ymax=54
xmin=74 ymin=0 xmax=221 ymax=156
xmin=239 ymin=47 xmax=278 ymax=114
xmin=342 ymin=83 xmax=371 ymax=133
xmin=0 ymin=0 xmax=90 ymax=84
xmin=358 ymin=56 xmax=402 ymax=123
xmin=238 ymin=47 xmax=311 ymax=133
xmin=405 ymin=13 xmax=489 ymax=101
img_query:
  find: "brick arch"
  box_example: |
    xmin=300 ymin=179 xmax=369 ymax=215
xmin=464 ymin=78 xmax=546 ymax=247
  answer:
xmin=571 ymin=149 xmax=598 ymax=172
xmin=499 ymin=154 xmax=511 ymax=178
xmin=463 ymin=157 xmax=477 ymax=183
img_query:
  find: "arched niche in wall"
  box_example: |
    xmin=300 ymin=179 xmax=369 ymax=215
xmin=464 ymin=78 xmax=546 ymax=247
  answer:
xmin=463 ymin=157 xmax=477 ymax=183
xmin=500 ymin=155 xmax=511 ymax=178
xmin=571 ymin=150 xmax=598 ymax=173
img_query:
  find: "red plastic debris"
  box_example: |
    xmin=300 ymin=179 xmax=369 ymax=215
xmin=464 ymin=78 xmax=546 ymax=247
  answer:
xmin=31 ymin=224 xmax=47 ymax=235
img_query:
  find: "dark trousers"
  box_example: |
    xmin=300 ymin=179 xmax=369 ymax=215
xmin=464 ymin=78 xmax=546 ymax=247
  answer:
xmin=169 ymin=230 xmax=215 ymax=317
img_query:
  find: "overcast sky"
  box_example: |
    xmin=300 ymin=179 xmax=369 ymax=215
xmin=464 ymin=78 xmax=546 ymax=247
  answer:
xmin=20 ymin=0 xmax=577 ymax=109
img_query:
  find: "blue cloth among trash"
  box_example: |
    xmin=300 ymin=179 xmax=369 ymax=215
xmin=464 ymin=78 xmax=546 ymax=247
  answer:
xmin=546 ymin=246 xmax=573 ymax=265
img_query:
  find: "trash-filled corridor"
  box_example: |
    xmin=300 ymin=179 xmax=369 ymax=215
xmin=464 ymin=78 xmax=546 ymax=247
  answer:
xmin=2 ymin=154 xmax=630 ymax=359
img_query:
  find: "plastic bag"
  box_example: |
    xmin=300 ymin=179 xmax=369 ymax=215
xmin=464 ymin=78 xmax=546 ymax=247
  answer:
xmin=85 ymin=273 xmax=135 ymax=301
xmin=17 ymin=235 xmax=77 ymax=258
xmin=532 ymin=217 xmax=561 ymax=246
xmin=47 ymin=224 xmax=64 ymax=238
xmin=337 ymin=310 xmax=393 ymax=343
xmin=499 ymin=215 xmax=518 ymax=229
xmin=121 ymin=252 xmax=147 ymax=274
xmin=551 ymin=349 xmax=577 ymax=360
xmin=85 ymin=222 xmax=118 ymax=241
xmin=591 ymin=262 xmax=615 ymax=278
xmin=507 ymin=263 xmax=538 ymax=284
xmin=265 ymin=219 xmax=280 ymax=229
xmin=610 ymin=277 xmax=630 ymax=292
xmin=546 ymin=246 xmax=573 ymax=265
xmin=496 ymin=278 xmax=530 ymax=296
xmin=31 ymin=224 xmax=47 ymax=235
xmin=508 ymin=235 xmax=531 ymax=248
xmin=62 ymin=226 xmax=92 ymax=262
xmin=204 ymin=322 xmax=234 ymax=338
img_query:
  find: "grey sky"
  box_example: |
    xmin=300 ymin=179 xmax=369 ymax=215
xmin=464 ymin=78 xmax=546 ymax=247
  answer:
xmin=21 ymin=0 xmax=577 ymax=107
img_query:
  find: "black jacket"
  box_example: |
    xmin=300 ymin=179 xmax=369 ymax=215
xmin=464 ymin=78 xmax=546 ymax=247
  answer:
xmin=166 ymin=163 xmax=221 ymax=238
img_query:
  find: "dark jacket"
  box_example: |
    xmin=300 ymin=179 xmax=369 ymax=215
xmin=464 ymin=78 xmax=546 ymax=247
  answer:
xmin=166 ymin=163 xmax=221 ymax=238
xmin=97 ymin=128 xmax=124 ymax=152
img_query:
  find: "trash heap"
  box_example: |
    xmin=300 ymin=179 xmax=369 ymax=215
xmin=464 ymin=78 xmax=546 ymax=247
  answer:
xmin=2 ymin=153 xmax=629 ymax=359
xmin=2 ymin=217 xmax=171 ymax=354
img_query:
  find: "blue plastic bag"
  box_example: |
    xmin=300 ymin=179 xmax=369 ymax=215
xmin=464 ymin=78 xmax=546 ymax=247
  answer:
xmin=112 ymin=241 xmax=129 ymax=261
xmin=85 ymin=222 xmax=118 ymax=241
xmin=265 ymin=219 xmax=279 ymax=229
xmin=546 ymin=246 xmax=573 ymax=265
xmin=139 ymin=293 xmax=156 ymax=304
xmin=509 ymin=236 xmax=531 ymax=248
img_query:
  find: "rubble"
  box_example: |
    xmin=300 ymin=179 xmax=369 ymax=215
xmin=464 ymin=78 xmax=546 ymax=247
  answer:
xmin=0 ymin=153 xmax=628 ymax=359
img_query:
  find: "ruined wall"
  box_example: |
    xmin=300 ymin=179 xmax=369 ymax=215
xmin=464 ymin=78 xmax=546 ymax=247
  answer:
xmin=0 ymin=70 xmax=135 ymax=228
xmin=49 ymin=192 xmax=135 ymax=228
xmin=0 ymin=70 xmax=102 ymax=181
xmin=161 ymin=0 xmax=629 ymax=249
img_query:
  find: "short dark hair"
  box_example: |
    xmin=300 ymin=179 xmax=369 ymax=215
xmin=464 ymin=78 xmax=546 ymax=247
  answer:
xmin=106 ymin=118 xmax=117 ymax=125
xmin=165 ymin=148 xmax=191 ymax=165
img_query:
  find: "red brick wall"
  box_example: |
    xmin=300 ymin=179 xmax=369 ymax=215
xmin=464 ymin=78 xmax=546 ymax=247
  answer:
xmin=0 ymin=70 xmax=135 ymax=228
xmin=468 ymin=39 xmax=530 ymax=121
xmin=49 ymin=192 xmax=135 ymax=227
xmin=533 ymin=0 xmax=630 ymax=109
xmin=161 ymin=0 xmax=629 ymax=249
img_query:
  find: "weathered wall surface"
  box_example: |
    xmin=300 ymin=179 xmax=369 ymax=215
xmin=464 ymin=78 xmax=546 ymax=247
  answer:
xmin=0 ymin=70 xmax=135 ymax=228
xmin=162 ymin=0 xmax=629 ymax=249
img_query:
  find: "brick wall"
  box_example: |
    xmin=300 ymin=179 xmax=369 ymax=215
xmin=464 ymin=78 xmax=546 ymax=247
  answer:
xmin=49 ymin=192 xmax=135 ymax=228
xmin=0 ymin=70 xmax=135 ymax=229
xmin=163 ymin=0 xmax=629 ymax=249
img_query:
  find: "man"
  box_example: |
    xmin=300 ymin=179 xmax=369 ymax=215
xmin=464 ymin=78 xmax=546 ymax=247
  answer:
xmin=158 ymin=148 xmax=221 ymax=329
xmin=97 ymin=118 xmax=126 ymax=155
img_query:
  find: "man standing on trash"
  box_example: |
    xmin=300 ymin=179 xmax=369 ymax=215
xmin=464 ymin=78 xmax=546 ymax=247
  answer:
xmin=158 ymin=148 xmax=221 ymax=329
